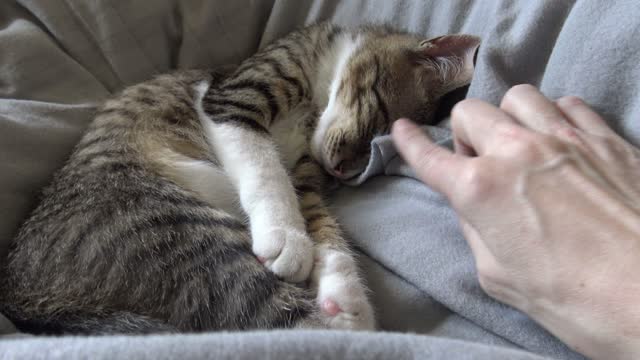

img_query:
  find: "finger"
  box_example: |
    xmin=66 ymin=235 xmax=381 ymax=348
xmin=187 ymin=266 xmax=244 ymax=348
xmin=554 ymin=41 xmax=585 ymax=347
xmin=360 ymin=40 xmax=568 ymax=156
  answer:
xmin=451 ymin=98 xmax=525 ymax=156
xmin=454 ymin=136 xmax=477 ymax=156
xmin=556 ymin=96 xmax=618 ymax=137
xmin=500 ymin=84 xmax=570 ymax=134
xmin=392 ymin=118 xmax=467 ymax=197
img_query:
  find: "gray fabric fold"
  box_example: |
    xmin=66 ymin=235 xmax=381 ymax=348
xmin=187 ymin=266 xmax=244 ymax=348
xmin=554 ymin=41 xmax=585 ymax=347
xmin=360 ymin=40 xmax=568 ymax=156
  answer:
xmin=343 ymin=125 xmax=453 ymax=186
xmin=1 ymin=330 xmax=550 ymax=360
xmin=2 ymin=0 xmax=640 ymax=359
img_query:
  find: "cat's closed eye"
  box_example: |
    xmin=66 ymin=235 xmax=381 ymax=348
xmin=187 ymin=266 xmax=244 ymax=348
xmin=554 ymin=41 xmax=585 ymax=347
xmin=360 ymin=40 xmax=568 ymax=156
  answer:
xmin=0 ymin=22 xmax=478 ymax=335
xmin=312 ymin=33 xmax=479 ymax=180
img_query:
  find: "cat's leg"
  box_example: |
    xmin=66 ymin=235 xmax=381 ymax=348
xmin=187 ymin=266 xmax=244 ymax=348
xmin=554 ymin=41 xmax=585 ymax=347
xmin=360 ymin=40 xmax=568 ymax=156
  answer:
xmin=292 ymin=156 xmax=376 ymax=330
xmin=194 ymin=83 xmax=314 ymax=283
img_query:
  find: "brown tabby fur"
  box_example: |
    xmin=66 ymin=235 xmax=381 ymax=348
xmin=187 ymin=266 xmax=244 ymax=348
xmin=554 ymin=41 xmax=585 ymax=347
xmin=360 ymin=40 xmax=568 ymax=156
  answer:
xmin=0 ymin=22 xmax=479 ymax=334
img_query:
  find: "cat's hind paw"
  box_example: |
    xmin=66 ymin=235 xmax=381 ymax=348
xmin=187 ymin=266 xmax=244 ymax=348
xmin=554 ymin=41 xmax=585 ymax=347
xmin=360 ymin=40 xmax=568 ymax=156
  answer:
xmin=320 ymin=295 xmax=375 ymax=330
xmin=253 ymin=227 xmax=314 ymax=283
xmin=314 ymin=249 xmax=376 ymax=330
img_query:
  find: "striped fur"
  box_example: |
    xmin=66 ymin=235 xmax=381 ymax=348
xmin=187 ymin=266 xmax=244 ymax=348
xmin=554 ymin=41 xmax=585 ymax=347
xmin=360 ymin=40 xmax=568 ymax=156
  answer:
xmin=0 ymin=23 xmax=479 ymax=334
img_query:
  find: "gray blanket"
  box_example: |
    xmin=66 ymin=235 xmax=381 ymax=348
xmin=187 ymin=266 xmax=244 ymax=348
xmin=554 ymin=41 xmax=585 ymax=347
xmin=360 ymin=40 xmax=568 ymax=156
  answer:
xmin=2 ymin=0 xmax=639 ymax=359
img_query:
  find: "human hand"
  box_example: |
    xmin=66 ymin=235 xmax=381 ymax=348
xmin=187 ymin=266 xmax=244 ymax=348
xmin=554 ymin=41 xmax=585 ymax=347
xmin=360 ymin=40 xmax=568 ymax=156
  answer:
xmin=392 ymin=84 xmax=640 ymax=359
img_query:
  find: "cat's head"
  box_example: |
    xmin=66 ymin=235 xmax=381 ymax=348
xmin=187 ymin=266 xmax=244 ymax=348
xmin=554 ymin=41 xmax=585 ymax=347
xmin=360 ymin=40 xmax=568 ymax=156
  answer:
xmin=311 ymin=31 xmax=480 ymax=180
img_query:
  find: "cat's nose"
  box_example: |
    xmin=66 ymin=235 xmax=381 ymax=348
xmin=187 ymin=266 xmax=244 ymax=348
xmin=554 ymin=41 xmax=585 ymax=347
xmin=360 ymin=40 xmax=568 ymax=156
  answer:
xmin=330 ymin=159 xmax=358 ymax=180
xmin=332 ymin=161 xmax=345 ymax=178
xmin=326 ymin=152 xmax=368 ymax=180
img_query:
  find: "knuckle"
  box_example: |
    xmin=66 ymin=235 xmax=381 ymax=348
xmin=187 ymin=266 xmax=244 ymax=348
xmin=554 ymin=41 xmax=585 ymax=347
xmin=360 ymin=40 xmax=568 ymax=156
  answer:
xmin=511 ymin=139 xmax=542 ymax=162
xmin=451 ymin=98 xmax=482 ymax=122
xmin=513 ymin=139 xmax=537 ymax=155
xmin=537 ymin=110 xmax=563 ymax=126
xmin=539 ymin=134 xmax=572 ymax=154
xmin=493 ymin=121 xmax=526 ymax=141
xmin=554 ymin=126 xmax=585 ymax=146
xmin=493 ymin=124 xmax=543 ymax=158
xmin=458 ymin=162 xmax=493 ymax=201
xmin=508 ymin=132 xmax=566 ymax=162
xmin=554 ymin=125 xmax=577 ymax=138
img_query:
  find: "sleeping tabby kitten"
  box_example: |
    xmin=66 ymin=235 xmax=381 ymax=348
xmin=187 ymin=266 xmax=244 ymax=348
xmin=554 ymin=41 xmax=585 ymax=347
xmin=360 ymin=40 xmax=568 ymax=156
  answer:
xmin=0 ymin=23 xmax=479 ymax=334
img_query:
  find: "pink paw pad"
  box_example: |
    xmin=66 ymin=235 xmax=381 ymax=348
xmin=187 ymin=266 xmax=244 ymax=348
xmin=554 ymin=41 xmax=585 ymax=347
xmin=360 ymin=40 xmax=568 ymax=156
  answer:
xmin=321 ymin=299 xmax=342 ymax=316
xmin=257 ymin=256 xmax=267 ymax=264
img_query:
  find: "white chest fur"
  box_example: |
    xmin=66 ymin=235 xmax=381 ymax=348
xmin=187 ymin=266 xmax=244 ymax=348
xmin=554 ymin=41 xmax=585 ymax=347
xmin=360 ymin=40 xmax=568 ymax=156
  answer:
xmin=186 ymin=33 xmax=364 ymax=220
xmin=270 ymin=103 xmax=316 ymax=171
xmin=187 ymin=105 xmax=313 ymax=219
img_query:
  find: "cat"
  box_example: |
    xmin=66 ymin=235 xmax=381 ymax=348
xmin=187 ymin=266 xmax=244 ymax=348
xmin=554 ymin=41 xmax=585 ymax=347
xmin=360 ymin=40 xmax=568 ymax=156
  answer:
xmin=0 ymin=22 xmax=479 ymax=334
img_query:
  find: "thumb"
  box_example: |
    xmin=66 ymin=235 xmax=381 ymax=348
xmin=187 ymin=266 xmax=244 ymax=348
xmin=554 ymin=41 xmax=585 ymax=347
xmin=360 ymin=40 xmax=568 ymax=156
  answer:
xmin=392 ymin=118 xmax=465 ymax=197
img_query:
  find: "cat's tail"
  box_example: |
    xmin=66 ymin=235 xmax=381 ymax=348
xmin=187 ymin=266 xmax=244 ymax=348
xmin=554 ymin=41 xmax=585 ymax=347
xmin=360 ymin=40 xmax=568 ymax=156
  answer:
xmin=0 ymin=304 xmax=176 ymax=335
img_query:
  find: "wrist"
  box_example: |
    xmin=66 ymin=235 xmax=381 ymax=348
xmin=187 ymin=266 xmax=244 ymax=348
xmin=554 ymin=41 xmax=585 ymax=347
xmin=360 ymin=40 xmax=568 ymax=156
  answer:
xmin=527 ymin=276 xmax=640 ymax=359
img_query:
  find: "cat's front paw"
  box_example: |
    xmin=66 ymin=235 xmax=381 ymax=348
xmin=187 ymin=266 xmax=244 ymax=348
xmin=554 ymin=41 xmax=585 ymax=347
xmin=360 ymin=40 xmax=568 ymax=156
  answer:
xmin=253 ymin=227 xmax=314 ymax=283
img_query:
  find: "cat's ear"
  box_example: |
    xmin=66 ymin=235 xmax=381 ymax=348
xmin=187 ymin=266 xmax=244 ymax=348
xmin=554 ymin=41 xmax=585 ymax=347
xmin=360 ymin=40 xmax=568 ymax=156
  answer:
xmin=412 ymin=34 xmax=481 ymax=95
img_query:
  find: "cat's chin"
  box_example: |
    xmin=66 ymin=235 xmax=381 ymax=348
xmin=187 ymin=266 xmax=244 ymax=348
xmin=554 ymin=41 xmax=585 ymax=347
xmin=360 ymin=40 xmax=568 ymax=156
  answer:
xmin=335 ymin=168 xmax=365 ymax=183
xmin=325 ymin=169 xmax=363 ymax=189
xmin=325 ymin=153 xmax=370 ymax=181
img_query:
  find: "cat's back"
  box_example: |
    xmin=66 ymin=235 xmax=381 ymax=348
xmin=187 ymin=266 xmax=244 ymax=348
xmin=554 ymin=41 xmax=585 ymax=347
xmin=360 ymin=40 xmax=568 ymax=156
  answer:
xmin=0 ymin=69 xmax=301 ymax=332
xmin=10 ymin=69 xmax=217 ymax=270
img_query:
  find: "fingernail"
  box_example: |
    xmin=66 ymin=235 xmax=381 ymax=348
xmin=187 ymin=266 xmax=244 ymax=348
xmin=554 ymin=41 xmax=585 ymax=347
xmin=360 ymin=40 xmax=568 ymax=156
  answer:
xmin=557 ymin=96 xmax=583 ymax=106
xmin=514 ymin=83 xmax=538 ymax=91
xmin=393 ymin=118 xmax=417 ymax=134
